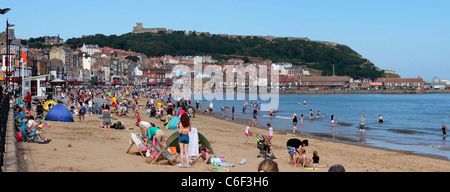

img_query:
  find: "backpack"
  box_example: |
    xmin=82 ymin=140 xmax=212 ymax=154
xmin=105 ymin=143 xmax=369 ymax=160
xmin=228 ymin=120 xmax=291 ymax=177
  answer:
xmin=16 ymin=131 xmax=23 ymax=142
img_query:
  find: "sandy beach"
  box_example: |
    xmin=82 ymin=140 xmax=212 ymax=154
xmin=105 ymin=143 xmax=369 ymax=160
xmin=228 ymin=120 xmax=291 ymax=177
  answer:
xmin=17 ymin=103 xmax=450 ymax=172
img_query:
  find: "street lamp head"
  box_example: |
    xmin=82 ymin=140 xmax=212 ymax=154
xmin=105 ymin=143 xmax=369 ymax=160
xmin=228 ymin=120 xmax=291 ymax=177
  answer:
xmin=0 ymin=8 xmax=10 ymax=14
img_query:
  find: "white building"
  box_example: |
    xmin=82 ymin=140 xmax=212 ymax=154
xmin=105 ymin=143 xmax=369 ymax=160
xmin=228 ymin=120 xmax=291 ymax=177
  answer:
xmin=80 ymin=43 xmax=101 ymax=55
xmin=81 ymin=53 xmax=95 ymax=70
xmin=134 ymin=66 xmax=143 ymax=76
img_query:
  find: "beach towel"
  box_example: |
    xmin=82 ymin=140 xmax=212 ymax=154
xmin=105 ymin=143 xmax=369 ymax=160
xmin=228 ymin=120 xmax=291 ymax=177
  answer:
xmin=188 ymin=127 xmax=199 ymax=157
xmin=211 ymin=158 xmax=235 ymax=167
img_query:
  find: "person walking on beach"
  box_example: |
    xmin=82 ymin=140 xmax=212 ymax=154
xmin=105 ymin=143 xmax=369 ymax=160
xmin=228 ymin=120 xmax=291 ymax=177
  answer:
xmin=102 ymin=104 xmax=112 ymax=140
xmin=442 ymin=124 xmax=447 ymax=138
xmin=267 ymin=123 xmax=273 ymax=141
xmin=252 ymin=107 xmax=258 ymax=125
xmin=359 ymin=115 xmax=365 ymax=134
xmin=178 ymin=113 xmax=191 ymax=168
xmin=78 ymin=101 xmax=86 ymax=122
xmin=292 ymin=113 xmax=298 ymax=133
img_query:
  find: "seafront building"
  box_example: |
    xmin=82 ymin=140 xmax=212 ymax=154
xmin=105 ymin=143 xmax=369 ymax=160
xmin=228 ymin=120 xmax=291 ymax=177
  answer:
xmin=0 ymin=26 xmax=446 ymax=94
xmin=382 ymin=77 xmax=424 ymax=90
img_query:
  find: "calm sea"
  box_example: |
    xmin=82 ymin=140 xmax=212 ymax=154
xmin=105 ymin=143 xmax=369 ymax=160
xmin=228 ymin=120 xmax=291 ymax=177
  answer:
xmin=194 ymin=93 xmax=450 ymax=160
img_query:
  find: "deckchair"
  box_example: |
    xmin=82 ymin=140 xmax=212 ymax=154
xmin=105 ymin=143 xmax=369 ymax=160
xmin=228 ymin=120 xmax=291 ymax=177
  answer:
xmin=126 ymin=133 xmax=149 ymax=158
xmin=20 ymin=123 xmax=37 ymax=143
xmin=146 ymin=140 xmax=178 ymax=165
xmin=156 ymin=139 xmax=179 ymax=159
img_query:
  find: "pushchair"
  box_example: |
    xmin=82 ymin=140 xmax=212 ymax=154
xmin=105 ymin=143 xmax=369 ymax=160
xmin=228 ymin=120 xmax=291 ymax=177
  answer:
xmin=256 ymin=134 xmax=276 ymax=160
xmin=150 ymin=108 xmax=157 ymax=118
xmin=36 ymin=103 xmax=44 ymax=121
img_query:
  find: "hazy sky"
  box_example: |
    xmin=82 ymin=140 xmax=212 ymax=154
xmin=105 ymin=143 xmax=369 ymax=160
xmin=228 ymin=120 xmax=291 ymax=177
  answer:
xmin=2 ymin=0 xmax=449 ymax=81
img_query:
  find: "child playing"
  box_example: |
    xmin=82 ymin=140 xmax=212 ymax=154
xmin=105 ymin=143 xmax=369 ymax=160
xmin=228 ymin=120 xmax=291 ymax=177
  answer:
xmin=312 ymin=151 xmax=328 ymax=167
xmin=193 ymin=147 xmax=211 ymax=164
xmin=135 ymin=111 xmax=141 ymax=123
xmin=300 ymin=114 xmax=304 ymax=128
xmin=297 ymin=149 xmax=328 ymax=168
xmin=245 ymin=123 xmax=251 ymax=144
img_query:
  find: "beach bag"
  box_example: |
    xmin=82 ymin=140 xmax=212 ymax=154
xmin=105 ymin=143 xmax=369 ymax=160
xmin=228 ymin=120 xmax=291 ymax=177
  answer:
xmin=170 ymin=147 xmax=177 ymax=155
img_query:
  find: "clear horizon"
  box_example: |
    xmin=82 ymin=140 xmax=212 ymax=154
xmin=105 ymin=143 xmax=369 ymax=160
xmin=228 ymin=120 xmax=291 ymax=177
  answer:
xmin=2 ymin=0 xmax=449 ymax=82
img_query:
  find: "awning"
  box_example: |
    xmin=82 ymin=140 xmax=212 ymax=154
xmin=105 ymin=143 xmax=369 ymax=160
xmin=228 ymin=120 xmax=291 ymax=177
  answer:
xmin=370 ymin=82 xmax=382 ymax=86
xmin=50 ymin=78 xmax=66 ymax=83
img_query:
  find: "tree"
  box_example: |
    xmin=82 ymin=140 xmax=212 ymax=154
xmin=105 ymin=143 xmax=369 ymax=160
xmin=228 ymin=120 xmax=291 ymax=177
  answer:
xmin=125 ymin=55 xmax=139 ymax=62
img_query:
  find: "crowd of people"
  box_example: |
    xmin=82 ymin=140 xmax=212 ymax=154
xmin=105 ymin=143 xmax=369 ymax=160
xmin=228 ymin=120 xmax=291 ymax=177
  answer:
xmin=6 ymin=83 xmax=350 ymax=172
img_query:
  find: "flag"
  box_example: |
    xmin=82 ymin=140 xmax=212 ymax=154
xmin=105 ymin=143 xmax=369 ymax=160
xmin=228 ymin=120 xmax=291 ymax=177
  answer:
xmin=21 ymin=51 xmax=27 ymax=64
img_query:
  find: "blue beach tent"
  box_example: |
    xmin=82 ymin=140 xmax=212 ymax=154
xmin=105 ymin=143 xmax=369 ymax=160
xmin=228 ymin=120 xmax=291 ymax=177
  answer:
xmin=165 ymin=116 xmax=180 ymax=130
xmin=44 ymin=104 xmax=74 ymax=122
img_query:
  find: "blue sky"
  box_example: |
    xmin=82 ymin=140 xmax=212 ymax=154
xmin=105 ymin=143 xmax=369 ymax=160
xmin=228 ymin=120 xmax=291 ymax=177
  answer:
xmin=2 ymin=0 xmax=449 ymax=81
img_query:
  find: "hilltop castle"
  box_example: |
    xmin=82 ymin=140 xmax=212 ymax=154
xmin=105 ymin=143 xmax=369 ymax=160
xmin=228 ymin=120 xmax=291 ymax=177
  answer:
xmin=132 ymin=23 xmax=170 ymax=34
xmin=131 ymin=23 xmax=339 ymax=46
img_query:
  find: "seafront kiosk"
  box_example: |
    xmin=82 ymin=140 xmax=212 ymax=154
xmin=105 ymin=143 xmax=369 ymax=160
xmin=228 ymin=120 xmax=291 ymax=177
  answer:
xmin=22 ymin=74 xmax=50 ymax=100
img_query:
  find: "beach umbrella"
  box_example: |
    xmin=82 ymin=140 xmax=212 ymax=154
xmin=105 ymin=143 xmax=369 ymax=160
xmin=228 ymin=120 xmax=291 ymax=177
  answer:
xmin=43 ymin=100 xmax=58 ymax=111
xmin=92 ymin=97 xmax=109 ymax=112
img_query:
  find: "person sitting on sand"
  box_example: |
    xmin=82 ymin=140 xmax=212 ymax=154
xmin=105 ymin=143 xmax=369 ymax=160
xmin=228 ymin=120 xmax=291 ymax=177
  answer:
xmin=312 ymin=151 xmax=328 ymax=168
xmin=25 ymin=116 xmax=51 ymax=143
xmin=297 ymin=149 xmax=328 ymax=168
xmin=193 ymin=147 xmax=211 ymax=164
xmin=286 ymin=138 xmax=309 ymax=167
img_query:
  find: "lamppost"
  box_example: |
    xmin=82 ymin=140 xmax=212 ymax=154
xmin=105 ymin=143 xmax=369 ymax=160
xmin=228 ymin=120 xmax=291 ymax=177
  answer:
xmin=0 ymin=8 xmax=9 ymax=97
xmin=1 ymin=8 xmax=11 ymax=89
xmin=5 ymin=19 xmax=14 ymax=90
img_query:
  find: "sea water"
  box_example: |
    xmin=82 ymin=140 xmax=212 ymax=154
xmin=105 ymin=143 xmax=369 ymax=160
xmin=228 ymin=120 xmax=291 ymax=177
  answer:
xmin=194 ymin=93 xmax=450 ymax=160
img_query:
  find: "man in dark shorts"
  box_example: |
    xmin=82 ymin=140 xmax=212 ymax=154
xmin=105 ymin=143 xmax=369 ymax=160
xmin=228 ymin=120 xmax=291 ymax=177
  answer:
xmin=286 ymin=138 xmax=308 ymax=167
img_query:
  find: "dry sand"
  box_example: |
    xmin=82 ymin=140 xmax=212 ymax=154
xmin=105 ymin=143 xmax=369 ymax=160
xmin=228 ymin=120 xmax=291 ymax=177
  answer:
xmin=17 ymin=105 xmax=450 ymax=172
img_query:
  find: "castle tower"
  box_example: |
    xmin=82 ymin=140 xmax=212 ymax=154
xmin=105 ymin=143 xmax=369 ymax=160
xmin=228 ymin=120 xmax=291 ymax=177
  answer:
xmin=133 ymin=23 xmax=143 ymax=33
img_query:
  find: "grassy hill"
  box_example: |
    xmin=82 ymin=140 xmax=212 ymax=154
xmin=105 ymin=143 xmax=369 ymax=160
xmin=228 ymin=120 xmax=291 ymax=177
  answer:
xmin=60 ymin=31 xmax=384 ymax=79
